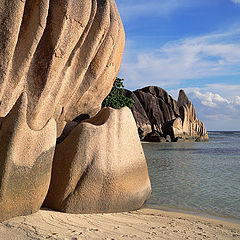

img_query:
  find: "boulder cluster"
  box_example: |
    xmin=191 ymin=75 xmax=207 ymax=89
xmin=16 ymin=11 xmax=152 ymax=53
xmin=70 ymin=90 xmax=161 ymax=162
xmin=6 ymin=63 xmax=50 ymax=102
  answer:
xmin=125 ymin=86 xmax=209 ymax=142
xmin=0 ymin=0 xmax=151 ymax=222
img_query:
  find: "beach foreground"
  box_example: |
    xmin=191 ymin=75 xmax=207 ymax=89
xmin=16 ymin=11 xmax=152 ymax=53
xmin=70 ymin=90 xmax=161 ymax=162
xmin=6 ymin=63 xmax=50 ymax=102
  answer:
xmin=0 ymin=208 xmax=239 ymax=240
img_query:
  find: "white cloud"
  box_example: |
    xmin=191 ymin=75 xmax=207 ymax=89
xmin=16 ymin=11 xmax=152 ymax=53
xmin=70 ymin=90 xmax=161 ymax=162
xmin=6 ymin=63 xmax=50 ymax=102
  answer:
xmin=193 ymin=91 xmax=230 ymax=107
xmin=235 ymin=96 xmax=240 ymax=105
xmin=168 ymin=87 xmax=240 ymax=130
xmin=116 ymin=0 xmax=191 ymax=21
xmin=189 ymin=90 xmax=240 ymax=121
xmin=232 ymin=0 xmax=240 ymax=4
xmin=203 ymin=83 xmax=240 ymax=100
xmin=119 ymin=29 xmax=240 ymax=90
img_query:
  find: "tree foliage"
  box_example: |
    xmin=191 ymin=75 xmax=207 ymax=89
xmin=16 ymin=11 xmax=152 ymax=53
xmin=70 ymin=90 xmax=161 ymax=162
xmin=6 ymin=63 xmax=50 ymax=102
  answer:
xmin=102 ymin=77 xmax=134 ymax=109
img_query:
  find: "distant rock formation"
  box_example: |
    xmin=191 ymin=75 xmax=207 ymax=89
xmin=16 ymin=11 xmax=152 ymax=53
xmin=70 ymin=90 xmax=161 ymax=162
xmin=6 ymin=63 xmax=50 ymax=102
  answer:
xmin=124 ymin=86 xmax=209 ymax=142
xmin=0 ymin=0 xmax=151 ymax=222
xmin=44 ymin=107 xmax=151 ymax=214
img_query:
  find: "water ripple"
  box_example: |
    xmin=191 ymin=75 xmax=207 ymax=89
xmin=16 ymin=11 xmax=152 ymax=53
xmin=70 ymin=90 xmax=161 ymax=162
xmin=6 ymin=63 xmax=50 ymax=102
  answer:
xmin=142 ymin=132 xmax=240 ymax=219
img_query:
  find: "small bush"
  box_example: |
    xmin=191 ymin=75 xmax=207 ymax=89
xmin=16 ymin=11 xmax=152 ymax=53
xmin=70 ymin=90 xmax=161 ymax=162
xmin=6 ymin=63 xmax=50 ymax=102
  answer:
xmin=102 ymin=77 xmax=134 ymax=109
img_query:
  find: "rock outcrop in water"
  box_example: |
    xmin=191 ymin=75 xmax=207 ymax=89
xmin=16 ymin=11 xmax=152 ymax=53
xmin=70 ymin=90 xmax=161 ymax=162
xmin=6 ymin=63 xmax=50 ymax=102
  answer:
xmin=124 ymin=86 xmax=209 ymax=142
xmin=0 ymin=0 xmax=151 ymax=222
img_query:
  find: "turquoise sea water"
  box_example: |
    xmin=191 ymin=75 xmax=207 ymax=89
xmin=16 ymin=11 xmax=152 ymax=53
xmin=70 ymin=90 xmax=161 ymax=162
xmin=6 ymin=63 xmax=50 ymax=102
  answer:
xmin=142 ymin=131 xmax=240 ymax=220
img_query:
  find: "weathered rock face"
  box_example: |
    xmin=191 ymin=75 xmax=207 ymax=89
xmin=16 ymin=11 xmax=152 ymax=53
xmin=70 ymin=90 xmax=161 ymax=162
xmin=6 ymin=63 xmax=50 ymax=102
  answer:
xmin=0 ymin=0 xmax=126 ymax=221
xmin=0 ymin=0 xmax=125 ymax=137
xmin=44 ymin=107 xmax=151 ymax=214
xmin=175 ymin=90 xmax=208 ymax=141
xmin=0 ymin=94 xmax=56 ymax=222
xmin=125 ymin=86 xmax=209 ymax=142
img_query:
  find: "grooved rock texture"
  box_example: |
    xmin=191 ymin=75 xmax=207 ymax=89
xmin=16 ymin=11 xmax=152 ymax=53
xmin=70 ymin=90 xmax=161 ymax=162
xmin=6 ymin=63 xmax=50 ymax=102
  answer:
xmin=0 ymin=0 xmax=125 ymax=136
xmin=125 ymin=86 xmax=209 ymax=142
xmin=0 ymin=94 xmax=56 ymax=222
xmin=44 ymin=107 xmax=151 ymax=213
xmin=0 ymin=0 xmax=126 ymax=222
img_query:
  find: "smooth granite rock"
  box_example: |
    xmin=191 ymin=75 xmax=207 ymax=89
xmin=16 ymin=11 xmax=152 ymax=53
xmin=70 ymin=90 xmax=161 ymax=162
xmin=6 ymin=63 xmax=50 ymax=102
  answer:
xmin=44 ymin=107 xmax=151 ymax=214
xmin=177 ymin=90 xmax=208 ymax=141
xmin=0 ymin=94 xmax=56 ymax=222
xmin=0 ymin=0 xmax=125 ymax=137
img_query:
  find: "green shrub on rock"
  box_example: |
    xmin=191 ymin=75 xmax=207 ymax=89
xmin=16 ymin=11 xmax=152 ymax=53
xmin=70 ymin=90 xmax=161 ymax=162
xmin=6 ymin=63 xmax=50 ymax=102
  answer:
xmin=102 ymin=77 xmax=134 ymax=109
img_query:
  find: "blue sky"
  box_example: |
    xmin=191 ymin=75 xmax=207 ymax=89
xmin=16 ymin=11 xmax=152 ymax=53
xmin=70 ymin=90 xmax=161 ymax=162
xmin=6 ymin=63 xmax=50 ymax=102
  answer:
xmin=115 ymin=0 xmax=240 ymax=130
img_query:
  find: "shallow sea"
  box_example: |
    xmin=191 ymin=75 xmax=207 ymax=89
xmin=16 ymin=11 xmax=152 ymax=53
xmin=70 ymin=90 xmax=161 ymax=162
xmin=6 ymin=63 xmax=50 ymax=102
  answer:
xmin=142 ymin=131 xmax=240 ymax=220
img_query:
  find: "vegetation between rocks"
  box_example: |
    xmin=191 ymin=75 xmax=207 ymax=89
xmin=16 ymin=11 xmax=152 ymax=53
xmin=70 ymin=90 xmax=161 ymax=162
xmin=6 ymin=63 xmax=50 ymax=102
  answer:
xmin=102 ymin=77 xmax=134 ymax=109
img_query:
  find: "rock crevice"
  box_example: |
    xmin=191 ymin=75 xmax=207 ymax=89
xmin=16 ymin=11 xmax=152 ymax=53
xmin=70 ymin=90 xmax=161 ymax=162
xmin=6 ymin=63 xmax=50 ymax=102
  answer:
xmin=44 ymin=107 xmax=151 ymax=214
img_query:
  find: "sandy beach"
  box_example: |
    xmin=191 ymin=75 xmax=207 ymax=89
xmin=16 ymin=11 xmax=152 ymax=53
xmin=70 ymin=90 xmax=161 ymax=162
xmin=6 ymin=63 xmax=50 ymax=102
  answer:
xmin=0 ymin=207 xmax=239 ymax=240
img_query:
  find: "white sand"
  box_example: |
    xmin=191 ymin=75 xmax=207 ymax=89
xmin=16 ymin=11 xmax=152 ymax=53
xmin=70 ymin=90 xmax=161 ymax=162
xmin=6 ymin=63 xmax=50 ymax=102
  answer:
xmin=0 ymin=207 xmax=240 ymax=240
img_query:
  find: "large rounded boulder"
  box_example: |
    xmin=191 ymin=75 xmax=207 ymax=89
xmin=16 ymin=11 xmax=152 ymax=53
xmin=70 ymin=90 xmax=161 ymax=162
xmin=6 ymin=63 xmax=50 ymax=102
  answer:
xmin=44 ymin=107 xmax=151 ymax=213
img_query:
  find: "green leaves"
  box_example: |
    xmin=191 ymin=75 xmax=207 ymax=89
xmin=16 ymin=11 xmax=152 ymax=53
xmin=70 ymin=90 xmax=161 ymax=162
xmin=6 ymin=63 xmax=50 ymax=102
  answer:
xmin=102 ymin=78 xmax=134 ymax=109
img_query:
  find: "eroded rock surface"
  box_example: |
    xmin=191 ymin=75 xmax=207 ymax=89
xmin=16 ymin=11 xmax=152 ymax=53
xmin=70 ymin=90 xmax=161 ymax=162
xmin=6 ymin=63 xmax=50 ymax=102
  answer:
xmin=0 ymin=0 xmax=126 ymax=221
xmin=125 ymin=86 xmax=209 ymax=142
xmin=0 ymin=94 xmax=56 ymax=222
xmin=0 ymin=0 xmax=125 ymax=136
xmin=44 ymin=107 xmax=151 ymax=213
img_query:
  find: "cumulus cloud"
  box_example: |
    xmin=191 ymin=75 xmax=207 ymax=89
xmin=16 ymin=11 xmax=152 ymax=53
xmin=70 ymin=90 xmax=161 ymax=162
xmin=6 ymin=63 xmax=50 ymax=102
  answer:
xmin=193 ymin=91 xmax=230 ymax=107
xmin=189 ymin=90 xmax=240 ymax=121
xmin=204 ymin=83 xmax=240 ymax=100
xmin=119 ymin=29 xmax=240 ymax=90
xmin=168 ymin=86 xmax=240 ymax=130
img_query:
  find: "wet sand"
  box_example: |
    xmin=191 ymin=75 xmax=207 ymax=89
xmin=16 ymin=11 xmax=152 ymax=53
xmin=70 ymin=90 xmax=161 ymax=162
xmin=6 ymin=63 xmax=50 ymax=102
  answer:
xmin=0 ymin=207 xmax=240 ymax=240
